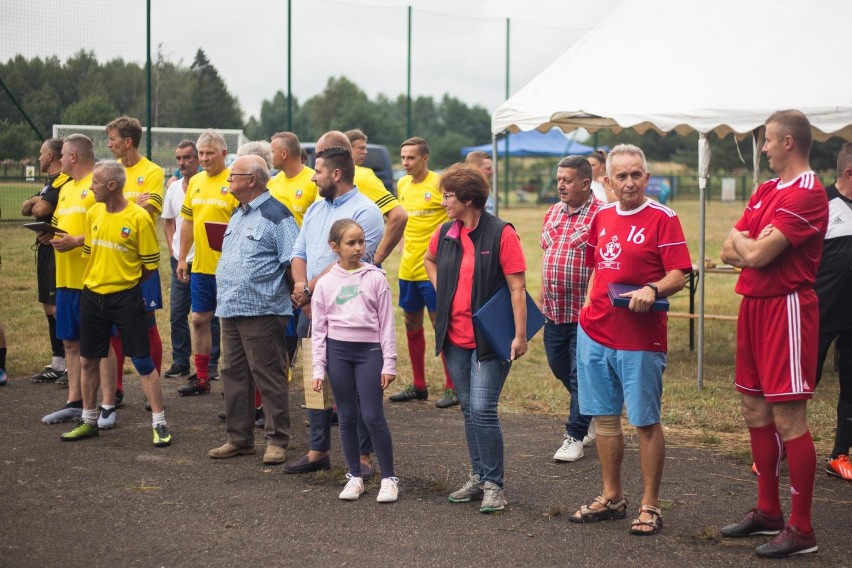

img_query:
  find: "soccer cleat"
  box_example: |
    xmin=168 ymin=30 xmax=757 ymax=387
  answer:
xmin=388 ymin=385 xmax=428 ymax=403
xmin=42 ymin=403 xmax=83 ymax=424
xmin=60 ymin=422 xmax=99 ymax=441
xmin=826 ymin=455 xmax=852 ymax=481
xmin=114 ymin=389 xmax=125 ymax=408
xmin=177 ymin=376 xmax=211 ymax=396
xmin=448 ymin=473 xmax=484 ymax=503
xmin=435 ymin=388 xmax=460 ymax=408
xmin=0 ymin=368 xmax=6 ymax=386
xmin=152 ymin=424 xmax=172 ymax=447
xmin=30 ymin=366 xmax=64 ymax=383
xmin=339 ymin=474 xmax=365 ymax=500
xmin=553 ymin=435 xmax=584 ymax=462
xmin=97 ymin=406 xmax=118 ymax=430
xmin=720 ymin=508 xmax=784 ymax=538
xmin=377 ymin=477 xmax=400 ymax=503
xmin=754 ymin=525 xmax=818 ymax=558
xmin=54 ymin=371 xmax=68 ymax=386
xmin=480 ymin=481 xmax=508 ymax=513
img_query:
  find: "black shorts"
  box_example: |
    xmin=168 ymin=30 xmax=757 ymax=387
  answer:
xmin=36 ymin=244 xmax=57 ymax=305
xmin=80 ymin=285 xmax=150 ymax=359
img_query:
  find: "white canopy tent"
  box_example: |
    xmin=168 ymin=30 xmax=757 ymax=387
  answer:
xmin=492 ymin=0 xmax=852 ymax=386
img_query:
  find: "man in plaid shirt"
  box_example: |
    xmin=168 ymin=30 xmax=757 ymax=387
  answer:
xmin=540 ymin=155 xmax=602 ymax=462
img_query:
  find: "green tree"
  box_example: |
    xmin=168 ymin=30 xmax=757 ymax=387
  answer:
xmin=61 ymin=94 xmax=118 ymax=126
xmin=185 ymin=49 xmax=242 ymax=129
xmin=0 ymin=120 xmax=39 ymax=160
xmin=244 ymin=90 xmax=300 ymax=140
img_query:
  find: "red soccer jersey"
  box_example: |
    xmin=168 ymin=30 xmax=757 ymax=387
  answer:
xmin=580 ymin=200 xmax=692 ymax=352
xmin=734 ymin=172 xmax=828 ymax=298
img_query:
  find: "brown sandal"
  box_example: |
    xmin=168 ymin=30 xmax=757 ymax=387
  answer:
xmin=570 ymin=495 xmax=628 ymax=523
xmin=629 ymin=504 xmax=663 ymax=536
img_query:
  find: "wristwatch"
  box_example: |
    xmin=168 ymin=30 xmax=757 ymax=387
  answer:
xmin=303 ymin=283 xmax=312 ymax=298
xmin=644 ymin=283 xmax=659 ymax=299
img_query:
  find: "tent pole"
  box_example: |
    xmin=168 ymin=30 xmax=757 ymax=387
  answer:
xmin=492 ymin=134 xmax=499 ymax=217
xmin=697 ymin=133 xmax=710 ymax=389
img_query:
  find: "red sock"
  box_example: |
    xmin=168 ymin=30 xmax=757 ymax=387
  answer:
xmin=784 ymin=431 xmax=816 ymax=534
xmin=146 ymin=319 xmax=162 ymax=374
xmin=194 ymin=353 xmax=210 ymax=383
xmin=441 ymin=353 xmax=455 ymax=390
xmin=749 ymin=423 xmax=783 ymax=517
xmin=407 ymin=328 xmax=426 ymax=390
xmin=255 ymin=388 xmax=263 ymax=409
xmin=111 ymin=335 xmax=124 ymax=391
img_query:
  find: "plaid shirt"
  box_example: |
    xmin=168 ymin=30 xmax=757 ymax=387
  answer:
xmin=540 ymin=195 xmax=601 ymax=323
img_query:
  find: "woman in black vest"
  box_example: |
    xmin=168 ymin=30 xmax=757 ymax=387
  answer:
xmin=424 ymin=163 xmax=528 ymax=513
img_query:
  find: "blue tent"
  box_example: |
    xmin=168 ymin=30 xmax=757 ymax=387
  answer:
xmin=461 ymin=128 xmax=595 ymax=158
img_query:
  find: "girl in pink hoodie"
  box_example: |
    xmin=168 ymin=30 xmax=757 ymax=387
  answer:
xmin=311 ymin=219 xmax=399 ymax=503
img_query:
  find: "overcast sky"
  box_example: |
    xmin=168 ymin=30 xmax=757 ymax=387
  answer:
xmin=2 ymin=0 xmax=624 ymax=125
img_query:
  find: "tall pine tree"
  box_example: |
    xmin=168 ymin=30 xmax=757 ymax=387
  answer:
xmin=185 ymin=49 xmax=242 ymax=129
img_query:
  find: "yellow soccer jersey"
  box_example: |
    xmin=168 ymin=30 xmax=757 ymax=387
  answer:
xmin=355 ymin=165 xmax=399 ymax=216
xmin=52 ymin=173 xmax=96 ymax=289
xmin=398 ymin=170 xmax=447 ymax=281
xmin=180 ymin=168 xmax=236 ymax=275
xmin=82 ymin=202 xmax=160 ymax=294
xmin=122 ymin=157 xmax=165 ymax=217
xmin=267 ymin=166 xmax=318 ymax=227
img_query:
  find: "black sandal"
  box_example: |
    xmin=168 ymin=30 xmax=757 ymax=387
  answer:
xmin=570 ymin=495 xmax=628 ymax=523
xmin=629 ymin=505 xmax=663 ymax=536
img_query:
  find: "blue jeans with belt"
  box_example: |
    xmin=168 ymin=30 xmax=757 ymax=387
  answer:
xmin=169 ymin=256 xmax=220 ymax=369
xmin=543 ymin=320 xmax=591 ymax=441
xmin=443 ymin=342 xmax=512 ymax=487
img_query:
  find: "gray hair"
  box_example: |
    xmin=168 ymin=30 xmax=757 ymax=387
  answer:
xmin=64 ymin=134 xmax=95 ymax=163
xmin=238 ymin=140 xmax=273 ymax=169
xmin=238 ymin=155 xmax=270 ymax=187
xmin=606 ymin=144 xmax=648 ymax=176
xmin=196 ymin=129 xmax=227 ymax=152
xmin=557 ymin=155 xmax=592 ymax=182
xmin=271 ymin=131 xmax=301 ymax=155
xmin=95 ymin=159 xmax=127 ymax=190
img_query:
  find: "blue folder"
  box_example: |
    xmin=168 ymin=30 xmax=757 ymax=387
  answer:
xmin=472 ymin=285 xmax=545 ymax=361
xmin=607 ymin=283 xmax=670 ymax=311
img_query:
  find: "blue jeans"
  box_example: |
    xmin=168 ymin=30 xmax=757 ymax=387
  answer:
xmin=443 ymin=343 xmax=511 ymax=487
xmin=543 ymin=320 xmax=591 ymax=441
xmin=169 ymin=257 xmax=220 ymax=369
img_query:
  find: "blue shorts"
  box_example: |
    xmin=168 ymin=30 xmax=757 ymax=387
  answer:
xmin=190 ymin=272 xmax=217 ymax=313
xmin=55 ymin=288 xmax=82 ymax=341
xmin=577 ymin=325 xmax=666 ymax=427
xmin=399 ymin=279 xmax=437 ymax=313
xmin=140 ymin=270 xmax=163 ymax=311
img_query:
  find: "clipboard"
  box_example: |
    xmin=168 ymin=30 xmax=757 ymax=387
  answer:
xmin=204 ymin=221 xmax=228 ymax=252
xmin=607 ymin=283 xmax=670 ymax=311
xmin=472 ymin=285 xmax=545 ymax=361
xmin=24 ymin=222 xmax=67 ymax=235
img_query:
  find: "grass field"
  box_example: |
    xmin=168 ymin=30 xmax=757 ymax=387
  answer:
xmin=0 ymin=199 xmax=841 ymax=458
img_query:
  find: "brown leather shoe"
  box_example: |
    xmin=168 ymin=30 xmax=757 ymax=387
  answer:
xmin=263 ymin=445 xmax=287 ymax=465
xmin=208 ymin=443 xmax=255 ymax=459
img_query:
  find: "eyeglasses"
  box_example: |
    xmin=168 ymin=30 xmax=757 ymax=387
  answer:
xmin=441 ymin=193 xmax=456 ymax=200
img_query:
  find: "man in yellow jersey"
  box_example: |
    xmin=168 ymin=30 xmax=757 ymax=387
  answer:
xmin=268 ymin=132 xmax=318 ymax=226
xmin=176 ymin=130 xmax=237 ymax=396
xmin=345 ymin=129 xmax=408 ymax=265
xmin=59 ymin=160 xmax=170 ymax=447
xmin=105 ymin=116 xmax=166 ymax=412
xmin=38 ymin=135 xmax=97 ymax=426
xmin=22 ymin=138 xmax=71 ymax=385
xmin=389 ymin=137 xmax=458 ymax=408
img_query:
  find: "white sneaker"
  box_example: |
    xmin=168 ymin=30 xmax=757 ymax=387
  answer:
xmin=97 ymin=406 xmax=118 ymax=430
xmin=553 ymin=435 xmax=584 ymax=462
xmin=339 ymin=474 xmax=365 ymax=500
xmin=582 ymin=419 xmax=596 ymax=447
xmin=376 ymin=477 xmax=399 ymax=503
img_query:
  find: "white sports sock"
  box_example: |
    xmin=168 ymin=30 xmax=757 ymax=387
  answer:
xmin=82 ymin=409 xmax=98 ymax=425
xmin=151 ymin=411 xmax=166 ymax=427
xmin=52 ymin=357 xmax=66 ymax=372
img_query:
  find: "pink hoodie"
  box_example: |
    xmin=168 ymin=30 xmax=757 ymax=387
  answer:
xmin=310 ymin=263 xmax=397 ymax=379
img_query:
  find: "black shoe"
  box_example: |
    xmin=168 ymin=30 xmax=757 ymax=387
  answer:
xmin=163 ymin=364 xmax=189 ymax=378
xmin=115 ymin=389 xmax=125 ymax=408
xmin=254 ymin=406 xmax=265 ymax=429
xmin=720 ymin=508 xmax=785 ymax=538
xmin=54 ymin=371 xmax=69 ymax=386
xmin=218 ymin=409 xmax=227 ymax=421
xmin=754 ymin=525 xmax=818 ymax=558
xmin=30 ymin=366 xmax=64 ymax=383
xmin=208 ymin=366 xmax=220 ymax=380
xmin=388 ymin=386 xmax=428 ymax=402
xmin=177 ymin=375 xmax=211 ymax=396
xmin=360 ymin=461 xmax=374 ymax=481
xmin=283 ymin=455 xmax=331 ymax=474
xmin=435 ymin=388 xmax=460 ymax=408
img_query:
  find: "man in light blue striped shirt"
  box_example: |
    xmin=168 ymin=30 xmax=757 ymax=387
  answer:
xmin=285 ymin=143 xmax=384 ymax=474
xmin=209 ymin=155 xmax=299 ymax=466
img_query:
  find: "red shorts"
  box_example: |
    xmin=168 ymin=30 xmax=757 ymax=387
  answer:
xmin=735 ymin=290 xmax=817 ymax=402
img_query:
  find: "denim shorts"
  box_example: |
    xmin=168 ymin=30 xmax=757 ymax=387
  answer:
xmin=577 ymin=325 xmax=666 ymax=427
